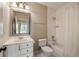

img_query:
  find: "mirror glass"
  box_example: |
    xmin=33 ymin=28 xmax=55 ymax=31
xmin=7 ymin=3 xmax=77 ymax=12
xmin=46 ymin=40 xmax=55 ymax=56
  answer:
xmin=10 ymin=10 xmax=30 ymax=35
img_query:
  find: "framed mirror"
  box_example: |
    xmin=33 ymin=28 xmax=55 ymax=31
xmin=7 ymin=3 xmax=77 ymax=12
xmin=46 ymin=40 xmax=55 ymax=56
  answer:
xmin=10 ymin=10 xmax=31 ymax=36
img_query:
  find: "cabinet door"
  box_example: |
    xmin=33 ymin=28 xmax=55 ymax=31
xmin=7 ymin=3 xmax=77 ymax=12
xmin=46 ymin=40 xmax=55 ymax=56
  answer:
xmin=5 ymin=44 xmax=19 ymax=57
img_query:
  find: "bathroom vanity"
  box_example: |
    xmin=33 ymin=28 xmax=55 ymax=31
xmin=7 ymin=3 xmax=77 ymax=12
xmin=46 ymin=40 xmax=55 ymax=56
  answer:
xmin=2 ymin=5 xmax=35 ymax=57
xmin=3 ymin=36 xmax=34 ymax=57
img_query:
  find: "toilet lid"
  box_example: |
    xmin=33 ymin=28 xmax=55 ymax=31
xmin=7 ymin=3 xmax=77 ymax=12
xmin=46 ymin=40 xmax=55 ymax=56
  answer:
xmin=41 ymin=46 xmax=53 ymax=52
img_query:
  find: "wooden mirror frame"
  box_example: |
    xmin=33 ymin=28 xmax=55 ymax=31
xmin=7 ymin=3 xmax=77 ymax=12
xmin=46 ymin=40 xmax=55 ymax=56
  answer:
xmin=9 ymin=9 xmax=31 ymax=36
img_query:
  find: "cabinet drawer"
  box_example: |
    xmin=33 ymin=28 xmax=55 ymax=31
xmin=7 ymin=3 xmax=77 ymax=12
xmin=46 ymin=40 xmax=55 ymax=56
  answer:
xmin=20 ymin=47 xmax=33 ymax=55
xmin=21 ymin=53 xmax=33 ymax=57
xmin=20 ymin=42 xmax=33 ymax=49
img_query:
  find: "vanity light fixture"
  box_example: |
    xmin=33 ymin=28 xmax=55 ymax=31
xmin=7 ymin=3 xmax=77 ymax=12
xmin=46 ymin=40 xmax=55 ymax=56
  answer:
xmin=19 ymin=3 xmax=23 ymax=8
xmin=12 ymin=2 xmax=17 ymax=8
xmin=12 ymin=2 xmax=30 ymax=10
xmin=25 ymin=5 xmax=30 ymax=10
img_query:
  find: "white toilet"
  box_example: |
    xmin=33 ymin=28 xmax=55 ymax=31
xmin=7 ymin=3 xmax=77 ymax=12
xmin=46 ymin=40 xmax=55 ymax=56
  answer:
xmin=39 ymin=39 xmax=53 ymax=57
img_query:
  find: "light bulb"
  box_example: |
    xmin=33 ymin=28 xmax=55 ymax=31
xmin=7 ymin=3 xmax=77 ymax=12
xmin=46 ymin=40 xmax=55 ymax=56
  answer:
xmin=25 ymin=5 xmax=30 ymax=10
xmin=12 ymin=2 xmax=17 ymax=7
xmin=19 ymin=3 xmax=23 ymax=8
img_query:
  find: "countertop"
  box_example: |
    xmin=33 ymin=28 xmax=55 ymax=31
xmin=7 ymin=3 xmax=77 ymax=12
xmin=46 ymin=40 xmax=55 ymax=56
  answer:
xmin=3 ymin=36 xmax=34 ymax=46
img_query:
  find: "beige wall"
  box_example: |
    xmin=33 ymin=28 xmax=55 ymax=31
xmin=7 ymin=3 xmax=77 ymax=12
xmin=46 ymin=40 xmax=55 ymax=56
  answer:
xmin=29 ymin=3 xmax=47 ymax=50
xmin=29 ymin=3 xmax=47 ymax=40
xmin=0 ymin=3 xmax=10 ymax=47
xmin=47 ymin=7 xmax=56 ymax=45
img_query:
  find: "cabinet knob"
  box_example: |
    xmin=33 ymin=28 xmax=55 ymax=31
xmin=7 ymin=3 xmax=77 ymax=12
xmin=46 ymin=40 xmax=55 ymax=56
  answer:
xmin=27 ymin=44 xmax=29 ymax=46
xmin=19 ymin=45 xmax=20 ymax=50
xmin=27 ymin=50 xmax=28 ymax=52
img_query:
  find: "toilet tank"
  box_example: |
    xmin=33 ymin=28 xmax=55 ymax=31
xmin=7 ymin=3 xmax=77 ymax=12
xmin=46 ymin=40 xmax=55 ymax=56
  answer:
xmin=39 ymin=39 xmax=46 ymax=47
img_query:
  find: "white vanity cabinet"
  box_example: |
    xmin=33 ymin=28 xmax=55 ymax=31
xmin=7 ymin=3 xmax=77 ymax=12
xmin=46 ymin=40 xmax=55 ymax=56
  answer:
xmin=3 ymin=36 xmax=34 ymax=57
xmin=4 ymin=41 xmax=33 ymax=57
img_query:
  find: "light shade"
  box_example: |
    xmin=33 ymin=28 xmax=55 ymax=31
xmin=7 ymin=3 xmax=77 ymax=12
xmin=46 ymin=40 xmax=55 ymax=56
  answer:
xmin=12 ymin=2 xmax=17 ymax=7
xmin=19 ymin=3 xmax=23 ymax=8
xmin=25 ymin=5 xmax=30 ymax=10
xmin=11 ymin=2 xmax=30 ymax=10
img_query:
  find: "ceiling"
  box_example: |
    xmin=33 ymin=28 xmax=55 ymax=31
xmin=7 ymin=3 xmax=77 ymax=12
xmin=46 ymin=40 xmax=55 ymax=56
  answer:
xmin=38 ymin=2 xmax=68 ymax=9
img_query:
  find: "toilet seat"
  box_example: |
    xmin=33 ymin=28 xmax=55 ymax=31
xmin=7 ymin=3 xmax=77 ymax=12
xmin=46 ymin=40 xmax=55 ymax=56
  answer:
xmin=41 ymin=46 xmax=53 ymax=53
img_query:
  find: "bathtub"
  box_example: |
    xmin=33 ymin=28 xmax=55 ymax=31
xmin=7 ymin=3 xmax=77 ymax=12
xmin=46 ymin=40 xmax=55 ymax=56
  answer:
xmin=51 ymin=44 xmax=64 ymax=57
